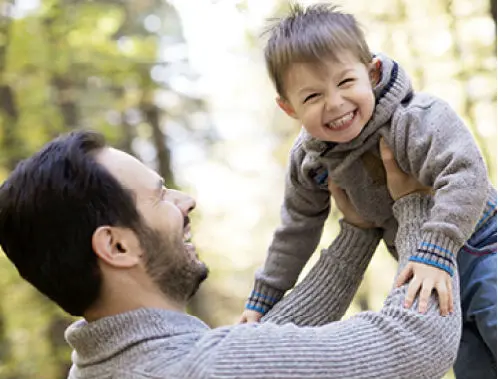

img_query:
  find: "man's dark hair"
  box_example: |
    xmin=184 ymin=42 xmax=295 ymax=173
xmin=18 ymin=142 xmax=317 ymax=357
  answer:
xmin=0 ymin=130 xmax=142 ymax=316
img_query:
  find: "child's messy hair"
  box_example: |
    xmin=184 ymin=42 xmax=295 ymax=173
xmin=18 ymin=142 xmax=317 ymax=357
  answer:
xmin=263 ymin=2 xmax=372 ymax=98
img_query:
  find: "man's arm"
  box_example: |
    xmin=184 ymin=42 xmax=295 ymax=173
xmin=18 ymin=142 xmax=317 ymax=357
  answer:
xmin=262 ymin=220 xmax=381 ymax=325
xmin=188 ymin=193 xmax=460 ymax=379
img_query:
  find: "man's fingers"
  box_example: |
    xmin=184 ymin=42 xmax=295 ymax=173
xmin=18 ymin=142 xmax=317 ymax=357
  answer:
xmin=328 ymin=177 xmax=341 ymax=195
xmin=379 ymin=138 xmax=397 ymax=172
xmin=404 ymin=277 xmax=421 ymax=309
xmin=395 ymin=265 xmax=413 ymax=287
xmin=435 ymin=281 xmax=450 ymax=316
xmin=328 ymin=179 xmax=349 ymax=208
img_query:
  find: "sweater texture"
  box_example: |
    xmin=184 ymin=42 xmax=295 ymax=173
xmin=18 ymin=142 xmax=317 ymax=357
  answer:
xmin=66 ymin=194 xmax=461 ymax=379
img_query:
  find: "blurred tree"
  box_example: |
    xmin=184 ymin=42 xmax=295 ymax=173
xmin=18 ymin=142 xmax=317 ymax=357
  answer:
xmin=0 ymin=0 xmax=213 ymax=377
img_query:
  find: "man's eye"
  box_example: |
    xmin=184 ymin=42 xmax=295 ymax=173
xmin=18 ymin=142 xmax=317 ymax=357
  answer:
xmin=339 ymin=78 xmax=355 ymax=86
xmin=303 ymin=93 xmax=319 ymax=103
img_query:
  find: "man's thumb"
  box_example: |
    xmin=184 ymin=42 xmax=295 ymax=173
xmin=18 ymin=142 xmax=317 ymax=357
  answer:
xmin=379 ymin=138 xmax=396 ymax=173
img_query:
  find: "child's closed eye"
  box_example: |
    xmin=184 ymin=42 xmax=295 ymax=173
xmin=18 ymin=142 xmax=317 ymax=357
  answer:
xmin=338 ymin=78 xmax=355 ymax=86
xmin=303 ymin=93 xmax=320 ymax=103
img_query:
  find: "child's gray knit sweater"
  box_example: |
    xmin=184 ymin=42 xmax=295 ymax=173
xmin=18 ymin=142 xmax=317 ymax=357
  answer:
xmin=247 ymin=53 xmax=496 ymax=314
xmin=65 ymin=194 xmax=461 ymax=378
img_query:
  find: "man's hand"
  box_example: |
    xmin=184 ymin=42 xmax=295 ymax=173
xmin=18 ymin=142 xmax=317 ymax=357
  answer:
xmin=328 ymin=179 xmax=376 ymax=229
xmin=379 ymin=138 xmax=452 ymax=316
xmin=379 ymin=138 xmax=432 ymax=200
xmin=395 ymin=262 xmax=453 ymax=316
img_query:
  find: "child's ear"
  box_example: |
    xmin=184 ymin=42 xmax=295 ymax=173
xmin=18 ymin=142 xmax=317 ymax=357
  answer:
xmin=368 ymin=57 xmax=381 ymax=86
xmin=276 ymin=97 xmax=298 ymax=119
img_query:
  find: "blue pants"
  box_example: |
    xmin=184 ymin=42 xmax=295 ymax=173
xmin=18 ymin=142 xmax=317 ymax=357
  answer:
xmin=454 ymin=214 xmax=497 ymax=379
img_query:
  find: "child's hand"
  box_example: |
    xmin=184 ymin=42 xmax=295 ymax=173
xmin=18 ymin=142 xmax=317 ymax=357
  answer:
xmin=396 ymin=262 xmax=453 ymax=316
xmin=239 ymin=309 xmax=264 ymax=324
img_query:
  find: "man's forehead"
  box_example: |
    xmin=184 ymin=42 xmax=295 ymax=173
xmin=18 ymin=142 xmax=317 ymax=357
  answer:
xmin=95 ymin=147 xmax=160 ymax=191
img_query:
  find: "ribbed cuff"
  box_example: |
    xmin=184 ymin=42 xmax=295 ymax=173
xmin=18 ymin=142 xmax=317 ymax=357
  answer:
xmin=476 ymin=192 xmax=497 ymax=229
xmin=392 ymin=193 xmax=433 ymax=225
xmin=411 ymin=232 xmax=458 ymax=276
xmin=393 ymin=193 xmax=457 ymax=276
xmin=324 ymin=219 xmax=382 ymax=265
xmin=245 ymin=281 xmax=285 ymax=315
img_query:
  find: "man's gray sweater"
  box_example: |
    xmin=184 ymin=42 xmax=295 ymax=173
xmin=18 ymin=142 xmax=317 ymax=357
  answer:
xmin=247 ymin=54 xmax=496 ymax=313
xmin=66 ymin=194 xmax=461 ymax=379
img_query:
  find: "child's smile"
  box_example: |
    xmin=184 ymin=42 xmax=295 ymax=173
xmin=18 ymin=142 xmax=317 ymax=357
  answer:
xmin=277 ymin=51 xmax=378 ymax=144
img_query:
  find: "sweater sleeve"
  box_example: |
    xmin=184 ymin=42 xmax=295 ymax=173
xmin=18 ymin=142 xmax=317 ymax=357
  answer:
xmin=390 ymin=95 xmax=489 ymax=276
xmin=245 ymin=144 xmax=331 ymax=314
xmin=191 ymin=193 xmax=461 ymax=379
xmin=261 ymin=220 xmax=381 ymax=326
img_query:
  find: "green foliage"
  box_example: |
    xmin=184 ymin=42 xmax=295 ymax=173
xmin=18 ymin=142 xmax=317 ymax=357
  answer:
xmin=0 ymin=0 xmax=186 ymax=377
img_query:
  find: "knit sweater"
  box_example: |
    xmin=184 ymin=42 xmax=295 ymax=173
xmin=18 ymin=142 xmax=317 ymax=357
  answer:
xmin=247 ymin=53 xmax=497 ymax=314
xmin=65 ymin=194 xmax=461 ymax=379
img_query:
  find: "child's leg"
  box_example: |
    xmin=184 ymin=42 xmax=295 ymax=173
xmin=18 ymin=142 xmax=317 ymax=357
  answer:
xmin=454 ymin=215 xmax=497 ymax=379
xmin=454 ymin=322 xmax=496 ymax=379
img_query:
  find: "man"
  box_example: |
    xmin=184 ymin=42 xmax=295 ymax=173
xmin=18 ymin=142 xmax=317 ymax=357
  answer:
xmin=0 ymin=130 xmax=460 ymax=378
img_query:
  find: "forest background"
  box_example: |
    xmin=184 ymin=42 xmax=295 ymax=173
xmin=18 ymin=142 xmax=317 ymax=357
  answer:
xmin=0 ymin=0 xmax=495 ymax=377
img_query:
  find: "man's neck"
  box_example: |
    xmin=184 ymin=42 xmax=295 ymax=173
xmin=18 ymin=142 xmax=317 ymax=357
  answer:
xmin=84 ymin=287 xmax=186 ymax=322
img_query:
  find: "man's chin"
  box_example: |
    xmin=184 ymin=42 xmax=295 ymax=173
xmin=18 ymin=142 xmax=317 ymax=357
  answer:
xmin=188 ymin=262 xmax=209 ymax=300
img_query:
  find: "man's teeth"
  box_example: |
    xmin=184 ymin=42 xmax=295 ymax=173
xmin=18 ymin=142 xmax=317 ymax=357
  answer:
xmin=326 ymin=111 xmax=354 ymax=129
xmin=183 ymin=231 xmax=192 ymax=243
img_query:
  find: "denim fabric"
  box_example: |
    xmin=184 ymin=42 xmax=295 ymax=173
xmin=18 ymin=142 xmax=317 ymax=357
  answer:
xmin=454 ymin=214 xmax=497 ymax=379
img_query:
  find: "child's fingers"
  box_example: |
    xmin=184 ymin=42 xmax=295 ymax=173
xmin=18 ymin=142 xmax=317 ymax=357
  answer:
xmin=238 ymin=314 xmax=248 ymax=324
xmin=395 ymin=265 xmax=413 ymax=287
xmin=404 ymin=277 xmax=421 ymax=309
xmin=418 ymin=280 xmax=434 ymax=314
xmin=447 ymin=277 xmax=454 ymax=314
xmin=435 ymin=281 xmax=450 ymax=316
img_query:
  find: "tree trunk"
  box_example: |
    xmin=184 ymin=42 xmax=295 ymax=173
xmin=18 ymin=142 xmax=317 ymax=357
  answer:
xmin=141 ymin=100 xmax=176 ymax=188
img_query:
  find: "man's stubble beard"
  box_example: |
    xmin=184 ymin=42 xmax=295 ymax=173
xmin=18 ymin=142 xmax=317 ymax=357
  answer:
xmin=137 ymin=223 xmax=209 ymax=303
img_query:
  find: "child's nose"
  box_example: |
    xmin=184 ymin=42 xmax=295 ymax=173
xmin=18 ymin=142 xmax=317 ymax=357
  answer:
xmin=325 ymin=91 xmax=344 ymax=111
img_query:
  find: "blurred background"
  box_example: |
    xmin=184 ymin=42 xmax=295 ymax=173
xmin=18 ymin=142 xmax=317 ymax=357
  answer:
xmin=0 ymin=0 xmax=495 ymax=377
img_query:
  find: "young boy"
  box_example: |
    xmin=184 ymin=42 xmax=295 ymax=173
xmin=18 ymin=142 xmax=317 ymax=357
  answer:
xmin=241 ymin=3 xmax=497 ymax=378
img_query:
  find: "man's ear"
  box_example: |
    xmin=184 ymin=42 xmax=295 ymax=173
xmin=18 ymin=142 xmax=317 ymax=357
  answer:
xmin=276 ymin=97 xmax=298 ymax=119
xmin=369 ymin=57 xmax=381 ymax=87
xmin=92 ymin=226 xmax=140 ymax=268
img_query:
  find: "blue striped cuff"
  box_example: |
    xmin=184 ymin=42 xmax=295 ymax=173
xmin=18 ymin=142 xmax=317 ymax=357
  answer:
xmin=412 ymin=234 xmax=458 ymax=276
xmin=245 ymin=284 xmax=285 ymax=315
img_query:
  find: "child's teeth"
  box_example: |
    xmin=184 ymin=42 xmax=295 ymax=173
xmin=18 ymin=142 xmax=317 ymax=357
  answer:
xmin=327 ymin=111 xmax=354 ymax=129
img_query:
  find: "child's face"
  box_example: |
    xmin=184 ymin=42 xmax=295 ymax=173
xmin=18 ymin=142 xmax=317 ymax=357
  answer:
xmin=277 ymin=52 xmax=378 ymax=143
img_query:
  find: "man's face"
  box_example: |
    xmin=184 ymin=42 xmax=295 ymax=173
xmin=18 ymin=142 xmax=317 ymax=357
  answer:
xmin=96 ymin=147 xmax=208 ymax=302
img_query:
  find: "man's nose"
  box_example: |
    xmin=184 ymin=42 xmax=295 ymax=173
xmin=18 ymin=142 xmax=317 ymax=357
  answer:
xmin=170 ymin=190 xmax=196 ymax=215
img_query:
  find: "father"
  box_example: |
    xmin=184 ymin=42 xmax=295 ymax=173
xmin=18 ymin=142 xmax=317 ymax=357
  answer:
xmin=0 ymin=130 xmax=460 ymax=378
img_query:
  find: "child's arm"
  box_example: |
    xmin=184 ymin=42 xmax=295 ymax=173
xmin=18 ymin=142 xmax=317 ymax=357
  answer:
xmin=243 ymin=144 xmax=332 ymax=319
xmin=244 ymin=176 xmax=382 ymax=326
xmin=388 ymin=96 xmax=494 ymax=313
